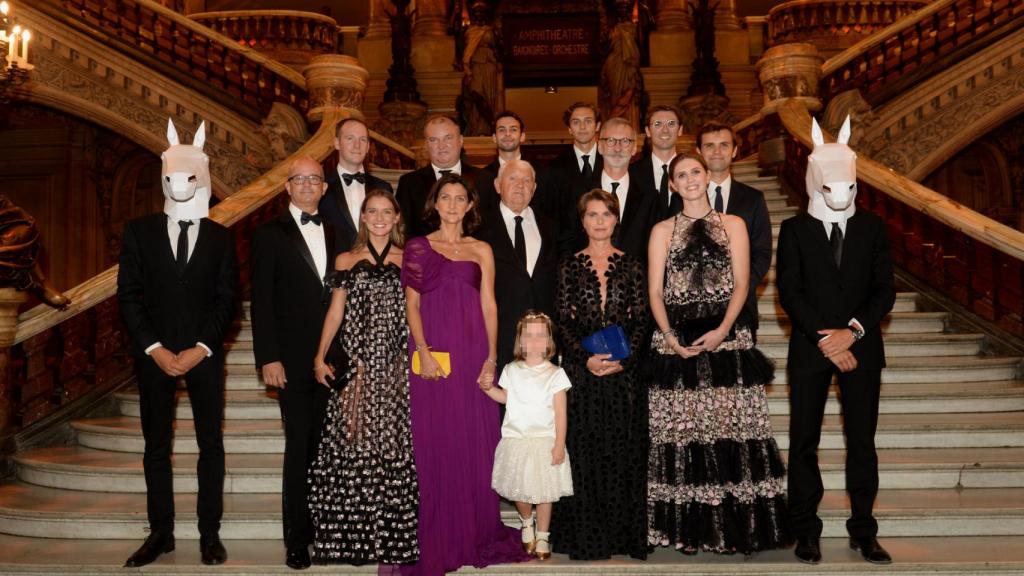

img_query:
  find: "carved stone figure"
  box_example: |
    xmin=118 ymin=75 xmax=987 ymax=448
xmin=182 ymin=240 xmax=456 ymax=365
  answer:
xmin=458 ymin=1 xmax=500 ymax=136
xmin=0 ymin=196 xmax=71 ymax=309
xmin=823 ymin=90 xmax=877 ymax=150
xmin=600 ymin=0 xmax=644 ymax=129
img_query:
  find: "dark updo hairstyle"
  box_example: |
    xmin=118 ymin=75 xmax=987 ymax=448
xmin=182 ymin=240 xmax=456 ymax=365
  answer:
xmin=576 ymin=188 xmax=620 ymax=222
xmin=667 ymin=152 xmax=709 ymax=182
xmin=423 ymin=172 xmax=482 ymax=235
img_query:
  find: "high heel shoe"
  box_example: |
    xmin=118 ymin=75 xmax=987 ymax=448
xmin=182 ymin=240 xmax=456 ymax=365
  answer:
xmin=519 ymin=515 xmax=536 ymax=554
xmin=534 ymin=534 xmax=551 ymax=560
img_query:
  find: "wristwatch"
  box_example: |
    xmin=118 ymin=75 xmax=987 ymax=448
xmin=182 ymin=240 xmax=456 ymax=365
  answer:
xmin=848 ymin=323 xmax=865 ymax=341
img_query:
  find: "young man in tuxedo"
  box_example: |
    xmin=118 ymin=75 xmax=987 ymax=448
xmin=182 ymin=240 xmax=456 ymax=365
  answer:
xmin=320 ymin=117 xmax=393 ymax=254
xmin=250 ymin=156 xmax=336 ymax=570
xmin=631 ymin=105 xmax=684 ymax=221
xmin=479 ymin=159 xmax=558 ymax=373
xmin=544 ymin=102 xmax=603 ymax=253
xmin=483 ymin=110 xmax=526 ymax=177
xmin=396 ymin=115 xmax=496 ymax=238
xmin=697 ymin=122 xmax=773 ymax=338
xmin=117 ymin=122 xmax=237 ymax=568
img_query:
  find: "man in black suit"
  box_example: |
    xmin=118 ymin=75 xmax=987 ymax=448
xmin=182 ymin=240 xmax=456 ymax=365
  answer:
xmin=562 ymin=117 xmax=656 ymax=260
xmin=697 ymin=122 xmax=773 ymax=337
xmin=117 ymin=132 xmax=237 ymax=567
xmin=631 ymin=105 xmax=684 ymax=221
xmin=483 ymin=110 xmax=525 ymax=177
xmin=250 ymin=156 xmax=336 ymax=570
xmin=320 ymin=117 xmax=393 ymax=254
xmin=396 ymin=114 xmax=496 ymax=238
xmin=479 ymin=159 xmax=558 ymax=373
xmin=544 ymin=103 xmax=604 ymax=249
xmin=777 ymin=170 xmax=896 ymax=565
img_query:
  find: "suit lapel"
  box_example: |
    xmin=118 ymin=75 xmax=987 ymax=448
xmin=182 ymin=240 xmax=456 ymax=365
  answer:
xmin=182 ymin=219 xmax=210 ymax=276
xmin=809 ymin=215 xmax=842 ymax=276
xmin=333 ymin=181 xmax=357 ymax=234
xmin=278 ymin=212 xmax=321 ymax=283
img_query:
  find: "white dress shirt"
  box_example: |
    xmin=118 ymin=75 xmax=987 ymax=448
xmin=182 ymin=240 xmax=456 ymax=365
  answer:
xmin=337 ymin=164 xmax=366 ymax=228
xmin=601 ymin=171 xmax=631 ymax=219
xmin=497 ymin=153 xmax=522 ymax=169
xmin=288 ymin=203 xmax=328 ymax=282
xmin=573 ymin=145 xmax=598 ymax=174
xmin=499 ymin=202 xmax=541 ymax=276
xmin=432 ymin=161 xmax=463 ymax=180
xmin=708 ymin=175 xmax=734 ymax=213
xmin=145 ymin=216 xmax=209 ymax=356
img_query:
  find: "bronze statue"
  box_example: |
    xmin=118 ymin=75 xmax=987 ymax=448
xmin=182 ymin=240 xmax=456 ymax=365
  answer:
xmin=600 ymin=0 xmax=643 ymax=130
xmin=0 ymin=195 xmax=71 ymax=309
xmin=458 ymin=1 xmax=500 ymax=136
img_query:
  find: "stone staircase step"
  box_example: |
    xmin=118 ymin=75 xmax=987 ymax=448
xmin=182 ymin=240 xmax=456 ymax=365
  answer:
xmin=72 ymin=417 xmax=283 ymax=454
xmin=116 ymin=390 xmax=277 ymax=420
xmin=758 ymin=332 xmax=984 ymax=358
xmin=3 ymin=481 xmax=1023 ymax=539
xmin=757 ymin=291 xmax=917 ymax=314
xmin=765 ymin=381 xmax=1024 ymax=415
xmin=756 ymin=311 xmax=949 ymax=337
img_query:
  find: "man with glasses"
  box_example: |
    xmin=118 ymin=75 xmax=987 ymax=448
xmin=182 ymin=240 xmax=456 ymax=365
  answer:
xmin=631 ymin=106 xmax=684 ymax=220
xmin=250 ymin=156 xmax=336 ymax=570
xmin=320 ymin=117 xmax=394 ymax=254
xmin=396 ymin=114 xmax=496 ymax=237
xmin=564 ymin=117 xmax=657 ymax=260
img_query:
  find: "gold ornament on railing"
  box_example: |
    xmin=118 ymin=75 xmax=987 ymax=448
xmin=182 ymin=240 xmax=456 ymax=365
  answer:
xmin=0 ymin=1 xmax=33 ymax=103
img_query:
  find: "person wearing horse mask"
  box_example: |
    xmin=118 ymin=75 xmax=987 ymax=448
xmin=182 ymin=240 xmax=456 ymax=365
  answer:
xmin=776 ymin=116 xmax=896 ymax=566
xmin=117 ymin=119 xmax=238 ymax=567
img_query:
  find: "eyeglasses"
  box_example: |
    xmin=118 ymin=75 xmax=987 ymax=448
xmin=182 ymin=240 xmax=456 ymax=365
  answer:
xmin=600 ymin=137 xmax=635 ymax=147
xmin=651 ymin=120 xmax=679 ymax=129
xmin=288 ymin=175 xmax=324 ymax=185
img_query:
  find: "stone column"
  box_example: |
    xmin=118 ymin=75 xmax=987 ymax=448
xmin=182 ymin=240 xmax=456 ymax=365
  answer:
xmin=410 ymin=0 xmax=454 ymax=72
xmin=357 ymin=0 xmax=394 ymax=126
xmin=714 ymin=0 xmax=742 ymax=31
xmin=755 ymin=42 xmax=823 ymax=114
xmin=0 ymin=288 xmax=27 ymax=435
xmin=303 ymin=54 xmax=371 ymax=122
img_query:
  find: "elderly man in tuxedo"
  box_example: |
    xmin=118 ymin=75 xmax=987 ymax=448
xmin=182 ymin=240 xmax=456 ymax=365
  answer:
xmin=320 ymin=117 xmax=393 ymax=254
xmin=251 ymin=155 xmax=336 ymax=570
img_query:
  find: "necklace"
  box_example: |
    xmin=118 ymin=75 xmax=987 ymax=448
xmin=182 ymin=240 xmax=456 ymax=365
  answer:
xmin=681 ymin=207 xmax=714 ymax=220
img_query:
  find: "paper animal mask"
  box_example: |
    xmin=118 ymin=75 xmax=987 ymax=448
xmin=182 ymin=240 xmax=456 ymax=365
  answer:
xmin=806 ymin=115 xmax=857 ymax=225
xmin=162 ymin=119 xmax=211 ymax=220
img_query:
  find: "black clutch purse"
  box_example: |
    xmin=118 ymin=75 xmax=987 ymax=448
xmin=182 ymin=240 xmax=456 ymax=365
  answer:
xmin=324 ymin=341 xmax=349 ymax=392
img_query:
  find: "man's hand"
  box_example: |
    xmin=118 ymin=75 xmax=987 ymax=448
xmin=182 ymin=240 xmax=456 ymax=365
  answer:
xmin=262 ymin=361 xmax=287 ymax=388
xmin=150 ymin=346 xmax=181 ymax=377
xmin=817 ymin=328 xmax=856 ymax=357
xmin=828 ymin=350 xmax=858 ymax=373
xmin=172 ymin=346 xmax=207 ymax=375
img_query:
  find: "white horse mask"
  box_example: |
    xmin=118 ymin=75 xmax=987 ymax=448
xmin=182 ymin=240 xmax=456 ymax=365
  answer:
xmin=162 ymin=118 xmax=211 ymax=221
xmin=806 ymin=115 xmax=857 ymax=226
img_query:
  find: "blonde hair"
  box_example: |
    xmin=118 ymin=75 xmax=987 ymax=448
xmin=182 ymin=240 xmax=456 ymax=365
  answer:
xmin=512 ymin=310 xmax=556 ymax=361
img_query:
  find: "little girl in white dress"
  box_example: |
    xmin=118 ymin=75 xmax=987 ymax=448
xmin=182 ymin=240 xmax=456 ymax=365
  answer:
xmin=480 ymin=311 xmax=573 ymax=560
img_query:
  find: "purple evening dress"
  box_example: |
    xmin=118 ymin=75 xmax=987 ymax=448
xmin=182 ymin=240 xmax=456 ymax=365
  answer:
xmin=398 ymin=237 xmax=531 ymax=575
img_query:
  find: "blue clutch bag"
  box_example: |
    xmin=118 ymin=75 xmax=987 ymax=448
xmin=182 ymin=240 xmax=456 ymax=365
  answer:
xmin=582 ymin=325 xmax=631 ymax=361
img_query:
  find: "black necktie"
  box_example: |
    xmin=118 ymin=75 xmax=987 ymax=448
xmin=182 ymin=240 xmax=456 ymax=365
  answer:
xmin=830 ymin=222 xmax=843 ymax=267
xmin=342 ymin=172 xmax=366 ymax=186
xmin=611 ymin=181 xmax=620 ymax=194
xmin=513 ymin=215 xmax=527 ymax=270
xmin=301 ymin=212 xmax=322 ymax=226
xmin=439 ymin=169 xmax=452 ymax=177
xmin=714 ymin=184 xmax=724 ymax=213
xmin=176 ymin=220 xmax=192 ymax=273
xmin=659 ymin=163 xmax=669 ymax=207
xmin=581 ymin=155 xmax=593 ymax=179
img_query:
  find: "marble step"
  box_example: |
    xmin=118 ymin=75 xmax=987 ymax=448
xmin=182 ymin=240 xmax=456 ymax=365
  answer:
xmin=16 ymin=444 xmax=1024 ymax=494
xmin=70 ymin=411 xmax=1024 ymax=454
xmin=2 ymin=534 xmax=1023 ymax=574
xmin=757 ymin=332 xmax=985 ymax=359
xmin=756 ymin=291 xmax=917 ymax=315
xmin=3 ymin=482 xmax=1024 ymax=539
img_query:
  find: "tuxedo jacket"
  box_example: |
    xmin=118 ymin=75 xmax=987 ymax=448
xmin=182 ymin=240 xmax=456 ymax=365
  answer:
xmin=479 ymin=204 xmax=559 ymax=368
xmin=631 ymin=153 xmax=676 ymax=221
xmin=396 ymin=163 xmax=497 ymax=238
xmin=250 ymin=211 xmax=336 ymax=382
xmin=118 ymin=213 xmax=238 ymax=357
xmin=776 ymin=211 xmax=895 ymax=372
xmin=559 ymin=169 xmax=658 ymax=261
xmin=724 ymin=179 xmax=773 ymax=330
xmin=544 ymin=148 xmax=603 ymax=248
xmin=319 ymin=169 xmax=393 ymax=255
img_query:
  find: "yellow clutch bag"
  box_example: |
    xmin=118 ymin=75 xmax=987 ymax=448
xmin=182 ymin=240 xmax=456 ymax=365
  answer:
xmin=412 ymin=350 xmax=451 ymax=377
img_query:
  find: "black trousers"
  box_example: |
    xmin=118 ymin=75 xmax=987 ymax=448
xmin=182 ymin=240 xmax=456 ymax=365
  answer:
xmin=277 ymin=375 xmax=329 ymax=550
xmin=787 ymin=366 xmax=881 ymax=539
xmin=137 ymin=353 xmax=225 ymax=537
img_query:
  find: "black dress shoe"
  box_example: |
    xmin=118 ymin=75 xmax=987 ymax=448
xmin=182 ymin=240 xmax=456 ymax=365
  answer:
xmin=124 ymin=531 xmax=175 ymax=567
xmin=286 ymin=546 xmax=311 ymax=570
xmin=200 ymin=534 xmax=227 ymax=565
xmin=850 ymin=536 xmax=892 ymax=564
xmin=794 ymin=535 xmax=822 ymax=565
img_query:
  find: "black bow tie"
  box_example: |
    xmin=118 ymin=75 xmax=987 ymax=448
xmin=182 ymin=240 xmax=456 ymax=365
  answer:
xmin=342 ymin=172 xmax=366 ymax=186
xmin=300 ymin=212 xmax=322 ymax=226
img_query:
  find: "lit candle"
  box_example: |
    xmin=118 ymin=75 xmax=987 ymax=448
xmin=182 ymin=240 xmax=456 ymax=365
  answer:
xmin=20 ymin=29 xmax=28 ymax=63
xmin=0 ymin=2 xmax=9 ymax=16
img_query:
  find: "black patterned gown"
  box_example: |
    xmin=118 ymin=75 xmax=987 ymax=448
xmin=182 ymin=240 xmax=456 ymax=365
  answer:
xmin=308 ymin=260 xmax=419 ymax=565
xmin=647 ymin=211 xmax=788 ymax=554
xmin=550 ymin=253 xmax=649 ymax=560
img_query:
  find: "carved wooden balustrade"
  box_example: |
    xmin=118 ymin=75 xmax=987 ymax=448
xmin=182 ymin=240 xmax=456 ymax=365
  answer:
xmin=768 ymin=0 xmax=928 ymax=49
xmin=774 ymin=100 xmax=1024 ymax=336
xmin=188 ymin=10 xmax=341 ymax=67
xmin=820 ymin=0 xmax=1024 ymax=106
xmin=51 ymin=0 xmax=309 ymax=117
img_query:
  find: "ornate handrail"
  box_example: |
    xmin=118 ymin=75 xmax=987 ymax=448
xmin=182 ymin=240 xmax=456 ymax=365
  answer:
xmin=188 ymin=10 xmax=340 ymax=55
xmin=820 ymin=0 xmax=1024 ymax=104
xmin=768 ymin=0 xmax=927 ymax=47
xmin=13 ymin=108 xmax=349 ymax=345
xmin=775 ymin=99 xmax=1024 ymax=333
xmin=54 ymin=0 xmax=308 ymax=115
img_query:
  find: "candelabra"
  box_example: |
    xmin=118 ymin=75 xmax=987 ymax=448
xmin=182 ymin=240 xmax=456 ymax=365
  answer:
xmin=1 ymin=1 xmax=33 ymax=103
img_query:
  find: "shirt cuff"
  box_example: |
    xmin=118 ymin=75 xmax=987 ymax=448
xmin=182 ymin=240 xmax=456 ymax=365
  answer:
xmin=144 ymin=342 xmax=162 ymax=355
xmin=848 ymin=318 xmax=864 ymax=335
xmin=196 ymin=342 xmax=213 ymax=357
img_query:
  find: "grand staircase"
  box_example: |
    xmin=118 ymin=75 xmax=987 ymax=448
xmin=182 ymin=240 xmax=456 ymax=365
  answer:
xmin=1 ymin=160 xmax=1024 ymax=573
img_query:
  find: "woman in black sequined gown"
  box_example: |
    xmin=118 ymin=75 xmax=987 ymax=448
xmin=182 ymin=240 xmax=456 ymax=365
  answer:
xmin=550 ymin=189 xmax=649 ymax=561
xmin=310 ymin=190 xmax=419 ymax=565
xmin=646 ymin=153 xmax=787 ymax=555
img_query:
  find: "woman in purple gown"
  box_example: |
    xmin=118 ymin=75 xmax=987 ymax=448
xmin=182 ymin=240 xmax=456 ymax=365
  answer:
xmin=399 ymin=173 xmax=531 ymax=575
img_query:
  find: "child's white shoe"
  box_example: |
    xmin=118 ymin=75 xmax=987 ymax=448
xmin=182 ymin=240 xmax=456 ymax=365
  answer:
xmin=535 ymin=531 xmax=551 ymax=560
xmin=519 ymin=515 xmax=536 ymax=554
